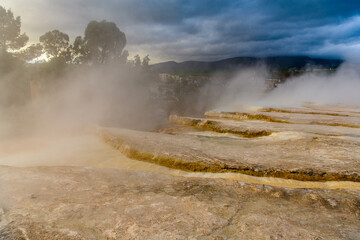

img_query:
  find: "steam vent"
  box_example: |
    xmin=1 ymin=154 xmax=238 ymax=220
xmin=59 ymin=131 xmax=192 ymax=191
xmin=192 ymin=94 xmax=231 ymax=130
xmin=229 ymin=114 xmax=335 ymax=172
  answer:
xmin=1 ymin=103 xmax=360 ymax=239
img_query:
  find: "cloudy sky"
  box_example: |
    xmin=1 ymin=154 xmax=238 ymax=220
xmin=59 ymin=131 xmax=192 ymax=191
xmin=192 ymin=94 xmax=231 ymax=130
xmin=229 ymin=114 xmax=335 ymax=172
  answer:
xmin=1 ymin=0 xmax=360 ymax=63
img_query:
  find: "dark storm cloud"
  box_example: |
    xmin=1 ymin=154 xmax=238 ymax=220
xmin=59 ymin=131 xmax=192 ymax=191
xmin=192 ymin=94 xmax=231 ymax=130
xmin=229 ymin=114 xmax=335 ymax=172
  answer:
xmin=2 ymin=0 xmax=360 ymax=62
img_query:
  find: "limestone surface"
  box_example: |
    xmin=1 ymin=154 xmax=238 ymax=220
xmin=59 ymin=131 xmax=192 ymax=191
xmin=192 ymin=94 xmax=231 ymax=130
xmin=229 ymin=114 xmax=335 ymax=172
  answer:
xmin=1 ymin=103 xmax=360 ymax=239
xmin=102 ymin=124 xmax=360 ymax=181
xmin=1 ymin=166 xmax=359 ymax=240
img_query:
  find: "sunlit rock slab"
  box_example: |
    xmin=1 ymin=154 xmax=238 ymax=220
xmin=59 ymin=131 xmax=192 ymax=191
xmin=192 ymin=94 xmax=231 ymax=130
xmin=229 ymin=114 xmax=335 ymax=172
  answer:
xmin=205 ymin=108 xmax=360 ymax=127
xmin=302 ymin=102 xmax=360 ymax=114
xmin=171 ymin=115 xmax=360 ymax=138
xmin=101 ymin=127 xmax=360 ymax=181
xmin=228 ymin=103 xmax=360 ymax=116
xmin=0 ymin=166 xmax=359 ymax=239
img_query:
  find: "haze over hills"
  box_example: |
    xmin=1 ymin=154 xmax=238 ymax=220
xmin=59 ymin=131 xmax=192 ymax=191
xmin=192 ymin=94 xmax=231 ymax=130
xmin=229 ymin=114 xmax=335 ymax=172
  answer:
xmin=152 ymin=56 xmax=342 ymax=73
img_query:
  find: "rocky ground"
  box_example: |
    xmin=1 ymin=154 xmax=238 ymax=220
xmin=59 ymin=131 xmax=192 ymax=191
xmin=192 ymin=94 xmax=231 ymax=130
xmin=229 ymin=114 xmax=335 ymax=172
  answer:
xmin=0 ymin=103 xmax=360 ymax=239
xmin=1 ymin=166 xmax=360 ymax=240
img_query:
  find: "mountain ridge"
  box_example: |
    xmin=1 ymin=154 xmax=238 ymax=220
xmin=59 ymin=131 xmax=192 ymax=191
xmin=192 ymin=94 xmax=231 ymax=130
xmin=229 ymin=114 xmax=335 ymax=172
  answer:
xmin=152 ymin=56 xmax=342 ymax=72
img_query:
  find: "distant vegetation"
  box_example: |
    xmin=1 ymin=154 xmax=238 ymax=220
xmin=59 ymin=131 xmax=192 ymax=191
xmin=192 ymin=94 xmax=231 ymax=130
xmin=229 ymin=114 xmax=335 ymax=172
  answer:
xmin=0 ymin=6 xmax=152 ymax=107
xmin=0 ymin=5 xmax=134 ymax=65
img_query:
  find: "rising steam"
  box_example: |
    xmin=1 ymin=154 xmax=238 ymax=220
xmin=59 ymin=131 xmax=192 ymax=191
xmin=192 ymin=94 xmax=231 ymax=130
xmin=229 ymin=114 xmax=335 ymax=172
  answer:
xmin=265 ymin=63 xmax=360 ymax=107
xmin=0 ymin=63 xmax=166 ymax=141
xmin=1 ymin=58 xmax=360 ymax=143
xmin=201 ymin=62 xmax=360 ymax=111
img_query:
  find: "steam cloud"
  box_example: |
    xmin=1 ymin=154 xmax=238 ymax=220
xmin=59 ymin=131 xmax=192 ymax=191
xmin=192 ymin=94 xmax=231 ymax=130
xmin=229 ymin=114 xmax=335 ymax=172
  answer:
xmin=202 ymin=62 xmax=360 ymax=111
xmin=0 ymin=63 xmax=166 ymax=141
xmin=266 ymin=63 xmax=360 ymax=106
xmin=1 ymin=60 xmax=360 ymax=143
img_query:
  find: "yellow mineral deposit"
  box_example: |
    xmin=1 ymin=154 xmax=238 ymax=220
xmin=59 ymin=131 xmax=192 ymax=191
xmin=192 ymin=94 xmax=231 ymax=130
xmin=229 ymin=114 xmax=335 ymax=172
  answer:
xmin=1 ymin=131 xmax=359 ymax=190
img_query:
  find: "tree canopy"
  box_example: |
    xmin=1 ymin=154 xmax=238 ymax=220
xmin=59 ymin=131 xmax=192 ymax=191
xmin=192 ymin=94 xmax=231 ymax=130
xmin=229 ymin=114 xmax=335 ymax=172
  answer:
xmin=134 ymin=54 xmax=141 ymax=67
xmin=40 ymin=30 xmax=69 ymax=59
xmin=0 ymin=6 xmax=146 ymax=66
xmin=19 ymin=43 xmax=43 ymax=61
xmin=0 ymin=6 xmax=28 ymax=52
xmin=84 ymin=20 xmax=127 ymax=64
xmin=142 ymin=55 xmax=150 ymax=68
xmin=70 ymin=36 xmax=88 ymax=64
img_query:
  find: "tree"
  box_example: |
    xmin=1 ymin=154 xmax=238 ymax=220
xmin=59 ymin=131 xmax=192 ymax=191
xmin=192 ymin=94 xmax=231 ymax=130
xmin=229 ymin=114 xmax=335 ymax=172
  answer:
xmin=120 ymin=49 xmax=129 ymax=64
xmin=134 ymin=54 xmax=141 ymax=67
xmin=39 ymin=30 xmax=69 ymax=59
xmin=19 ymin=43 xmax=43 ymax=61
xmin=84 ymin=20 xmax=126 ymax=64
xmin=0 ymin=6 xmax=28 ymax=53
xmin=142 ymin=55 xmax=150 ymax=68
xmin=70 ymin=36 xmax=89 ymax=64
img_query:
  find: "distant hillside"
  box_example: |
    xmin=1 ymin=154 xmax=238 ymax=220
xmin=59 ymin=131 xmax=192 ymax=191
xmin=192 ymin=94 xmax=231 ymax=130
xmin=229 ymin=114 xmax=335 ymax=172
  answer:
xmin=152 ymin=56 xmax=342 ymax=73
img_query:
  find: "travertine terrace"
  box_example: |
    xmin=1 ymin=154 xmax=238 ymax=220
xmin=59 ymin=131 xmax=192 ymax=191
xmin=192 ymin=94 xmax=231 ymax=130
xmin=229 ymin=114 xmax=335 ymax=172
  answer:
xmin=1 ymin=103 xmax=360 ymax=239
xmin=103 ymin=103 xmax=360 ymax=182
